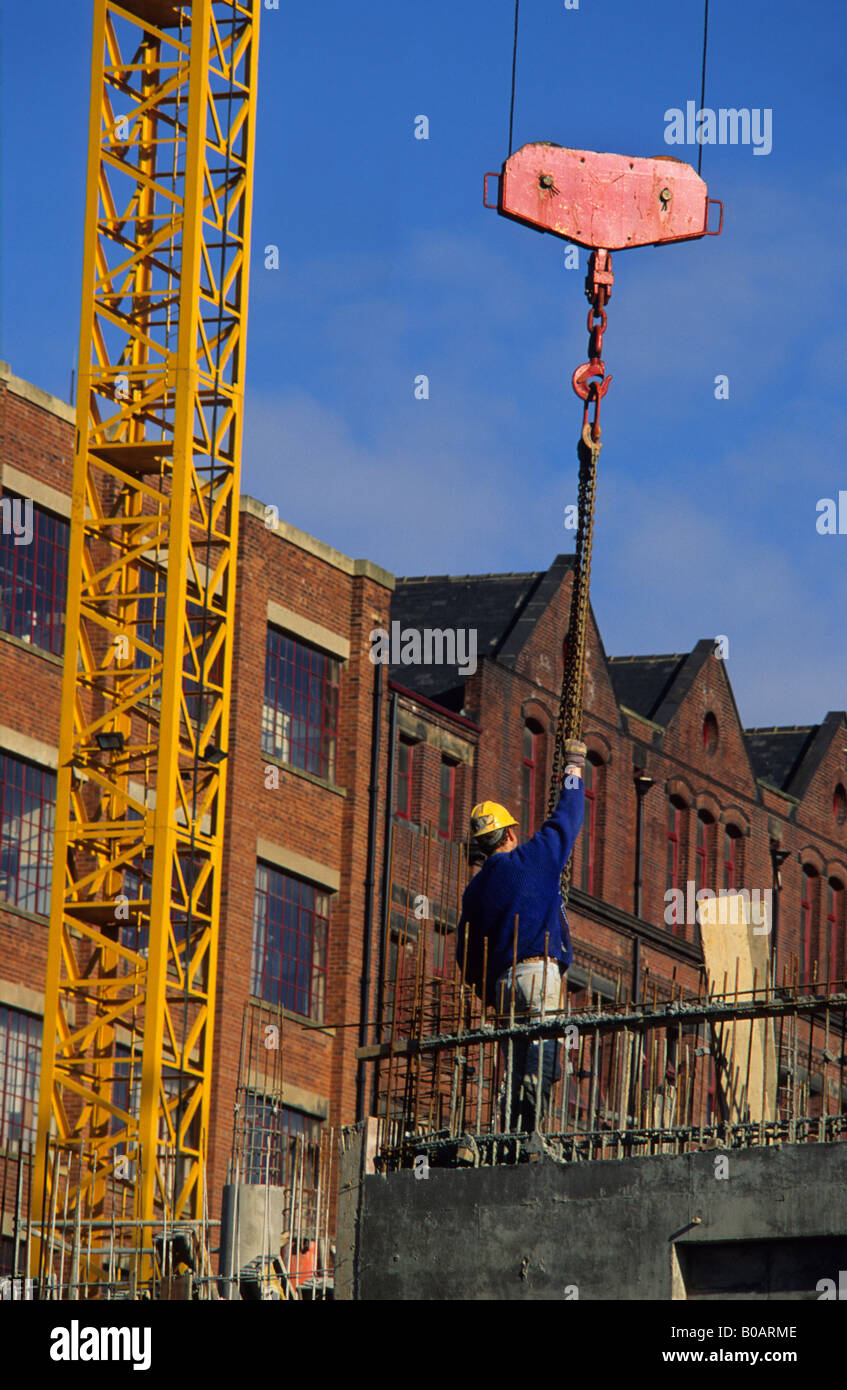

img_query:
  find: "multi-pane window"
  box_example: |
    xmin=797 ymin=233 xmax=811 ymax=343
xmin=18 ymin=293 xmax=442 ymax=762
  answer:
xmin=826 ymin=880 xmax=844 ymax=981
xmin=0 ymin=1007 xmax=41 ymax=1147
xmin=135 ymin=566 xmax=222 ymax=725
xmin=580 ymin=756 xmax=599 ymax=896
xmin=800 ymin=865 xmax=817 ymax=982
xmin=252 ymin=864 xmax=329 ymax=1022
xmin=0 ymin=494 xmax=69 ymax=655
xmin=0 ymin=753 xmax=56 ymax=916
xmin=694 ymin=814 xmax=713 ymax=898
xmin=438 ymin=758 xmax=455 ymax=839
xmin=135 ymin=563 xmax=166 ymax=666
xmin=395 ymin=738 xmax=414 ymax=820
xmin=120 ymin=848 xmax=206 ymax=956
xmin=120 ymin=862 xmax=151 ymax=956
xmin=722 ymin=824 xmax=741 ymax=890
xmin=262 ymin=630 xmax=339 ymax=782
xmin=520 ymin=724 xmax=538 ymax=839
xmin=241 ymin=1098 xmax=321 ymax=1191
xmin=110 ymin=1045 xmax=183 ymax=1155
xmin=666 ymin=799 xmax=684 ymax=931
xmin=243 ymin=1098 xmax=320 ymax=1186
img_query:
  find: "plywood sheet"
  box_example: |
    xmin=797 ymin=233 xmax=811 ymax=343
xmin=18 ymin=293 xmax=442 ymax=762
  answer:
xmin=698 ymin=894 xmax=777 ymax=1123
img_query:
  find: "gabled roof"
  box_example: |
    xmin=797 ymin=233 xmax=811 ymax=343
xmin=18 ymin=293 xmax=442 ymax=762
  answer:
xmin=744 ymin=725 xmax=817 ymax=792
xmin=606 ymin=643 xmax=714 ymax=726
xmin=606 ymin=653 xmax=686 ymax=721
xmin=388 ymin=558 xmax=573 ymax=705
xmin=744 ymin=712 xmax=846 ymax=798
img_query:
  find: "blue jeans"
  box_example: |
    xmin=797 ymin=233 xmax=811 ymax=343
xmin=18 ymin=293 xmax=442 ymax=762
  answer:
xmin=496 ymin=958 xmax=564 ymax=1133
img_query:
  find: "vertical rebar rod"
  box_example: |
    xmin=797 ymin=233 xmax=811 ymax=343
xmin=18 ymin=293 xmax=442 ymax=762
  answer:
xmin=504 ymin=916 xmax=519 ymax=1140
xmin=587 ymin=1026 xmax=599 ymax=1147
xmin=322 ymin=1128 xmax=332 ymax=1299
xmin=313 ymin=1130 xmax=323 ymax=1295
xmin=12 ymin=1141 xmax=24 ymax=1286
xmin=57 ymin=1155 xmax=70 ymax=1298
xmin=46 ymin=1143 xmax=60 ymax=1297
xmin=69 ymin=1175 xmax=82 ymax=1301
xmin=791 ymin=1007 xmax=799 ymax=1142
xmin=534 ymin=937 xmax=549 ymax=1134
xmin=296 ymin=1130 xmax=305 ymax=1294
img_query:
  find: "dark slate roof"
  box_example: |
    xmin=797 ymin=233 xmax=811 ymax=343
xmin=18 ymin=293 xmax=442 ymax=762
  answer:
xmin=606 ymin=653 xmax=688 ymax=722
xmin=387 ymin=559 xmax=573 ymax=707
xmin=607 ymin=641 xmax=717 ymax=729
xmin=743 ymin=725 xmax=818 ymax=792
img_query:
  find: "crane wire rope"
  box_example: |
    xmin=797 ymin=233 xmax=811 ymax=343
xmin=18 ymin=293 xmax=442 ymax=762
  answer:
xmin=698 ymin=0 xmax=710 ymax=176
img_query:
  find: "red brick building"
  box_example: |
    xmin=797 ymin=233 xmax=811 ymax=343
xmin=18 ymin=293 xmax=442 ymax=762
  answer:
xmin=384 ymin=569 xmax=847 ymax=1021
xmin=1 ymin=361 xmax=846 ymax=1263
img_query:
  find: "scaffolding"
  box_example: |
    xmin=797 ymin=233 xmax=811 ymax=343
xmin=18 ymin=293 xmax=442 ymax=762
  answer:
xmin=2 ymin=1003 xmax=336 ymax=1299
xmin=369 ymin=948 xmax=847 ymax=1169
xmin=225 ymin=1001 xmax=335 ymax=1299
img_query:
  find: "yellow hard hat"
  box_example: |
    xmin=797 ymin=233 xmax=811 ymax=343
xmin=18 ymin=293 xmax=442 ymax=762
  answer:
xmin=470 ymin=801 xmax=518 ymax=837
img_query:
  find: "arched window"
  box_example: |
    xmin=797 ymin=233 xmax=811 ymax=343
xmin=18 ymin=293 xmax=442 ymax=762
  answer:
xmin=825 ymin=878 xmax=844 ymax=982
xmin=702 ymin=712 xmax=719 ymax=755
xmin=834 ymin=784 xmax=847 ymax=826
xmin=580 ymin=755 xmax=603 ymax=897
xmin=722 ymin=824 xmax=742 ymax=891
xmin=438 ymin=756 xmax=456 ymax=839
xmin=666 ymin=798 xmax=685 ymax=932
xmin=395 ymin=737 xmax=415 ymax=821
xmin=695 ymin=812 xmax=715 ymax=897
xmin=800 ymin=865 xmax=818 ymax=982
xmin=520 ymin=722 xmax=541 ymax=839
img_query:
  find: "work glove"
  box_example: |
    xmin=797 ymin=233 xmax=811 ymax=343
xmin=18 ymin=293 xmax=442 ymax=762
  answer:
xmin=563 ymin=739 xmax=587 ymax=769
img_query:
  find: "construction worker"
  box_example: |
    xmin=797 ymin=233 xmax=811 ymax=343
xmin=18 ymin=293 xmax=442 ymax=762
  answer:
xmin=457 ymin=738 xmax=586 ymax=1135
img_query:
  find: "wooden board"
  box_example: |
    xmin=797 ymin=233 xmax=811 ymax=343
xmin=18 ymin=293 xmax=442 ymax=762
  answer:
xmin=698 ymin=894 xmax=777 ymax=1123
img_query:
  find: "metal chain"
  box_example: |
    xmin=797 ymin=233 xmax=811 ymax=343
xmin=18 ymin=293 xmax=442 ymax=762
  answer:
xmin=548 ymin=249 xmax=611 ymax=903
xmin=548 ymin=423 xmax=601 ymax=815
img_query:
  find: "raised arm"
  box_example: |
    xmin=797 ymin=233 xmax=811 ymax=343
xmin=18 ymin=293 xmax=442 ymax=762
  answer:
xmin=511 ymin=739 xmax=587 ymax=878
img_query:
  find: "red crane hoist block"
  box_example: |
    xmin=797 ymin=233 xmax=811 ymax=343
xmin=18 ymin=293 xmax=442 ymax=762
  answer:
xmin=485 ymin=143 xmax=722 ymax=250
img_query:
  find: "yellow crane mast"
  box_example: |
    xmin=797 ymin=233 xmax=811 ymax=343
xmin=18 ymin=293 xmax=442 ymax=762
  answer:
xmin=31 ymin=0 xmax=260 ymax=1292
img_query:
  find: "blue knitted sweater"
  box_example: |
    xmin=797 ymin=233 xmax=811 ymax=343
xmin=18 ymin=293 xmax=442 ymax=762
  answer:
xmin=456 ymin=779 xmax=585 ymax=1002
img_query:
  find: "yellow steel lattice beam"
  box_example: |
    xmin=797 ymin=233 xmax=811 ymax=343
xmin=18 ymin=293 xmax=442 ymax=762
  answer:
xmin=32 ymin=0 xmax=260 ymax=1287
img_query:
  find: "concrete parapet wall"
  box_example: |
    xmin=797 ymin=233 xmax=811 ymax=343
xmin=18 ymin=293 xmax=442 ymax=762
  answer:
xmin=339 ymin=1135 xmax=847 ymax=1300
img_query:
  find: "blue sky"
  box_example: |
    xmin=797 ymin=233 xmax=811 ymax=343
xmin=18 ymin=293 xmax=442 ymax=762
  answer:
xmin=2 ymin=0 xmax=846 ymax=727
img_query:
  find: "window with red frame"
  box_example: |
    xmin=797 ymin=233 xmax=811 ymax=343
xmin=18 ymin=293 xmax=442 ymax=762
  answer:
xmin=262 ymin=628 xmax=340 ymax=782
xmin=580 ymin=756 xmax=599 ymax=895
xmin=722 ymin=824 xmax=741 ymax=890
xmin=800 ymin=865 xmax=817 ymax=983
xmin=0 ymin=1006 xmax=41 ymax=1147
xmin=438 ymin=757 xmax=456 ymax=839
xmin=241 ymin=1097 xmax=321 ymax=1190
xmin=520 ymin=724 xmax=539 ymax=839
xmin=0 ymin=751 xmax=56 ymax=916
xmin=252 ymin=863 xmax=329 ymax=1022
xmin=395 ymin=738 xmax=414 ymax=820
xmin=666 ymin=798 xmax=684 ymax=932
xmin=694 ymin=813 xmax=714 ymax=898
xmin=430 ymin=916 xmax=455 ymax=977
xmin=0 ymin=494 xmax=69 ymax=655
xmin=825 ymin=879 xmax=843 ymax=981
